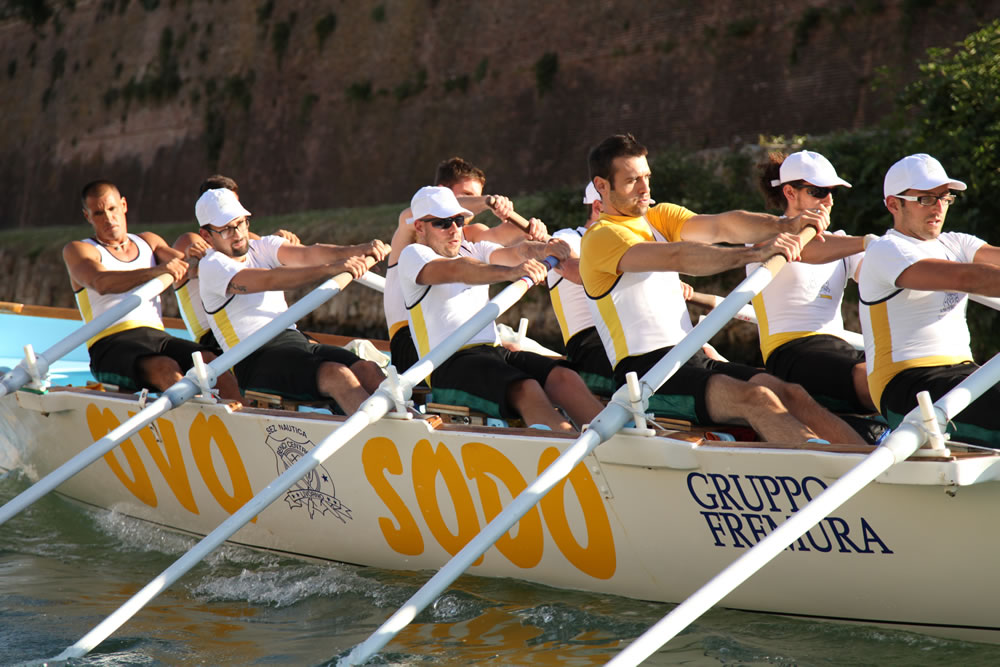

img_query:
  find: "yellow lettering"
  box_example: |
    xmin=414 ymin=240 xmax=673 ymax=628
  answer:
xmin=189 ymin=413 xmax=254 ymax=520
xmin=130 ymin=413 xmax=199 ymax=515
xmin=537 ymin=447 xmax=616 ymax=579
xmin=85 ymin=403 xmax=157 ymax=507
xmin=461 ymin=442 xmax=543 ymax=569
xmin=362 ymin=437 xmax=424 ymax=555
xmin=412 ymin=439 xmax=482 ymax=565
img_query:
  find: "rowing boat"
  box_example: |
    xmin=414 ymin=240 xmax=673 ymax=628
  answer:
xmin=3 ymin=304 xmax=1000 ymax=648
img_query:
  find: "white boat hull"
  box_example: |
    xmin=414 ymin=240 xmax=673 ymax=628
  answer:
xmin=4 ymin=386 xmax=1000 ymax=644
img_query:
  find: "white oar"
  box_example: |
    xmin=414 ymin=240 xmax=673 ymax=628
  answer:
xmin=49 ymin=256 xmax=559 ymax=662
xmin=340 ymin=228 xmax=818 ymax=666
xmin=356 ymin=272 xmax=385 ymax=293
xmin=0 ymin=275 xmax=174 ymax=398
xmin=0 ymin=262 xmax=371 ymax=529
xmin=689 ymin=290 xmax=865 ymax=350
xmin=608 ymin=354 xmax=1000 ymax=667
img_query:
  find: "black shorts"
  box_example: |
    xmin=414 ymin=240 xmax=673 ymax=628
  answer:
xmin=197 ymin=330 xmax=223 ymax=356
xmin=431 ymin=344 xmax=559 ymax=419
xmin=615 ymin=347 xmax=761 ymax=424
xmin=235 ymin=329 xmax=362 ymax=400
xmin=564 ymin=327 xmax=616 ymax=396
xmin=88 ymin=326 xmax=207 ymax=392
xmin=389 ymin=326 xmax=419 ymax=374
xmin=766 ymin=334 xmax=865 ymax=413
xmin=880 ymin=362 xmax=1000 ymax=448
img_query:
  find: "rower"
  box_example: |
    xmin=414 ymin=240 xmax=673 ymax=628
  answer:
xmin=385 ymin=157 xmax=548 ymax=373
xmin=62 ymin=180 xmax=241 ymax=398
xmin=860 ymin=153 xmax=1000 ymax=447
xmin=195 ymin=187 xmax=388 ymax=414
xmin=172 ymin=174 xmax=302 ymax=354
xmin=579 ymin=134 xmax=866 ymax=445
xmin=547 ymin=183 xmax=727 ymax=397
xmin=397 ymin=186 xmax=602 ymax=432
xmin=752 ymin=151 xmax=875 ymax=414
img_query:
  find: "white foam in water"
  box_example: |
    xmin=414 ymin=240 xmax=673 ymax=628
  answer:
xmin=189 ymin=563 xmax=375 ymax=607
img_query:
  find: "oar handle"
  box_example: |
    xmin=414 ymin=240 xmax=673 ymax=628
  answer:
xmin=484 ymin=195 xmax=550 ymax=240
xmin=760 ymin=225 xmax=818 ymax=277
xmin=686 ymin=292 xmax=722 ymax=310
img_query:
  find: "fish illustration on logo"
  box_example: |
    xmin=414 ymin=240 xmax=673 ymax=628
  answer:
xmin=265 ymin=426 xmax=352 ymax=523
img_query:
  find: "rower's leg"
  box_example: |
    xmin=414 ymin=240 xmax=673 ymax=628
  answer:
xmin=704 ymin=374 xmax=819 ymax=443
xmin=750 ymin=373 xmax=867 ymax=445
xmin=350 ymin=359 xmax=386 ymax=393
xmin=542 ymin=366 xmax=603 ymax=428
xmin=316 ymin=361 xmax=371 ymax=414
xmin=506 ymin=379 xmax=575 ymax=433
xmin=852 ymin=362 xmax=876 ymax=412
xmin=137 ymin=355 xmax=184 ymax=392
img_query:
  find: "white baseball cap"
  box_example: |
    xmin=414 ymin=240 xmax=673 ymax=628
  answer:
xmin=583 ymin=182 xmax=601 ymax=204
xmin=770 ymin=150 xmax=852 ymax=188
xmin=196 ymin=188 xmax=251 ymax=227
xmin=407 ymin=186 xmax=474 ymax=224
xmin=883 ymin=153 xmax=966 ymax=200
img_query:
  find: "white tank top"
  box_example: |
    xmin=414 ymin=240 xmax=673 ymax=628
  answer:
xmin=546 ymin=227 xmax=595 ymax=344
xmin=383 ymin=264 xmax=408 ymax=339
xmin=587 ymin=221 xmax=692 ymax=368
xmin=74 ymin=234 xmax=165 ymax=347
xmin=174 ymin=273 xmax=211 ymax=342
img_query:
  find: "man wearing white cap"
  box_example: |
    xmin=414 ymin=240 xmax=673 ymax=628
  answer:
xmin=859 ymin=154 xmax=1000 ymax=446
xmin=398 ymin=186 xmax=603 ymax=432
xmin=580 ymin=134 xmax=866 ymax=444
xmin=196 ymin=188 xmax=390 ymax=413
xmin=752 ymin=150 xmax=876 ymax=416
xmin=385 ymin=157 xmax=544 ymax=374
xmin=62 ymin=180 xmax=242 ymax=398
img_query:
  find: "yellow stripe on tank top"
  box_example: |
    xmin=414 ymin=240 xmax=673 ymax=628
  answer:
xmin=176 ymin=284 xmax=208 ymax=340
xmin=550 ymin=285 xmax=571 ymax=345
xmin=595 ymin=294 xmax=628 ymax=367
xmin=410 ymin=303 xmax=431 ymax=357
xmin=213 ymin=309 xmax=241 ymax=350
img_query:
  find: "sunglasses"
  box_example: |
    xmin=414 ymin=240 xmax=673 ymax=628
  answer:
xmin=894 ymin=193 xmax=957 ymax=207
xmin=207 ymin=218 xmax=249 ymax=239
xmin=422 ymin=215 xmax=466 ymax=230
xmin=793 ymin=183 xmax=834 ymax=199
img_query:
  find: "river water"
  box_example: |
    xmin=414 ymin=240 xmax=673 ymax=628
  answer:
xmin=2 ymin=471 xmax=998 ymax=666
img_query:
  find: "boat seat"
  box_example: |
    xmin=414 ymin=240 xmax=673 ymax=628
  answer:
xmin=243 ymin=390 xmax=334 ymax=414
xmin=423 ymin=402 xmax=495 ymax=426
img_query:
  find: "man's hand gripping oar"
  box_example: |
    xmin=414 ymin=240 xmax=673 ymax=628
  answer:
xmin=0 ymin=275 xmax=174 ymax=398
xmin=47 ymin=249 xmax=562 ymax=662
xmin=0 ymin=257 xmax=378 ymax=529
xmin=339 ymin=223 xmax=820 ymax=665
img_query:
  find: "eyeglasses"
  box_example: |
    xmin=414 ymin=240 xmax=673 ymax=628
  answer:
xmin=422 ymin=215 xmax=466 ymax=230
xmin=893 ymin=193 xmax=957 ymax=207
xmin=208 ymin=218 xmax=249 ymax=238
xmin=793 ymin=183 xmax=834 ymax=199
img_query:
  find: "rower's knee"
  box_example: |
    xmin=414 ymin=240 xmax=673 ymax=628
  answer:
xmin=350 ymin=359 xmax=385 ymax=391
xmin=507 ymin=377 xmax=545 ymax=409
xmin=317 ymin=361 xmax=360 ymax=394
xmin=138 ymin=354 xmax=183 ymax=391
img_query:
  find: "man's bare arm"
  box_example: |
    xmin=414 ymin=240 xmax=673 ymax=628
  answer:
xmin=226 ymin=257 xmax=370 ymax=294
xmin=895 ymin=259 xmax=1000 ymax=297
xmin=798 ymin=233 xmax=865 ymax=264
xmin=277 ymin=239 xmax=389 ymax=267
xmin=973 ymin=244 xmax=1000 ymax=267
xmin=618 ymin=235 xmax=803 ymax=276
xmin=63 ymin=240 xmax=183 ymax=294
xmin=681 ymin=208 xmax=829 ymax=244
xmin=415 ymin=257 xmax=528 ymax=286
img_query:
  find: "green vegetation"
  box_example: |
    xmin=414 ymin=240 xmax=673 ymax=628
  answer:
xmin=346 ymin=80 xmax=372 ymax=102
xmin=7 ymin=60 xmax=16 ymax=79
xmin=272 ymin=18 xmax=293 ymax=68
xmin=315 ymin=12 xmax=337 ymax=51
xmin=473 ymin=57 xmax=488 ymax=82
xmin=726 ymin=18 xmax=757 ymax=38
xmin=393 ymin=68 xmax=427 ymax=101
xmin=533 ymin=52 xmax=558 ymax=96
xmin=444 ymin=74 xmax=469 ymax=94
xmin=372 ymin=5 xmax=385 ymax=22
xmin=299 ymin=92 xmax=319 ymax=125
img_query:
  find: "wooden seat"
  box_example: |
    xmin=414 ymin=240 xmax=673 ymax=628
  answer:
xmin=243 ymin=390 xmax=332 ymax=413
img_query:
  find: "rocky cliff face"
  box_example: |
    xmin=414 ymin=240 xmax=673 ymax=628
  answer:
xmin=1 ymin=0 xmax=996 ymax=229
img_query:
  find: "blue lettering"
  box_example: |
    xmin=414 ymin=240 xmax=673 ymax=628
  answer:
xmin=776 ymin=476 xmax=804 ymax=511
xmin=708 ymin=473 xmax=742 ymax=511
xmin=729 ymin=474 xmax=765 ymax=511
xmin=826 ymin=517 xmax=861 ymax=553
xmin=805 ymin=520 xmax=833 ymax=552
xmin=721 ymin=513 xmax=752 ymax=548
xmin=700 ymin=511 xmax=727 ymax=546
xmin=687 ymin=473 xmax=719 ymax=509
xmin=743 ymin=513 xmax=769 ymax=544
xmin=801 ymin=476 xmax=828 ymax=502
xmin=860 ymin=517 xmax=893 ymax=554
xmin=747 ymin=475 xmax=782 ymax=512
